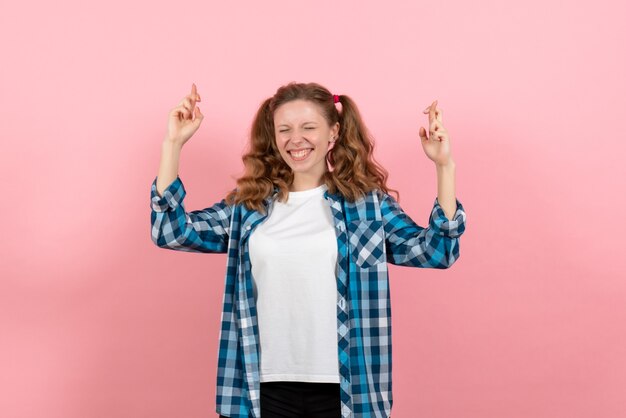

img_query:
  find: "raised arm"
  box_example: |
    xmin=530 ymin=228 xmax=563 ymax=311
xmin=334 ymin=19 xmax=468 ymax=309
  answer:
xmin=380 ymin=192 xmax=466 ymax=268
xmin=151 ymin=175 xmax=233 ymax=253
xmin=381 ymin=99 xmax=467 ymax=268
xmin=150 ymin=83 xmax=232 ymax=253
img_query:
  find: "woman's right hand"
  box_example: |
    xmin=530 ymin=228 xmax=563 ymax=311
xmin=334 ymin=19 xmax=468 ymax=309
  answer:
xmin=164 ymin=83 xmax=204 ymax=147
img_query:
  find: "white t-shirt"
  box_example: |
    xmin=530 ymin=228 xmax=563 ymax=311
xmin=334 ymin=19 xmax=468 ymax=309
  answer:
xmin=248 ymin=183 xmax=340 ymax=383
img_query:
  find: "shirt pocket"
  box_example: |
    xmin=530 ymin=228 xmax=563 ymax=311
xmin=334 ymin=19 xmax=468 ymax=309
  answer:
xmin=348 ymin=219 xmax=386 ymax=269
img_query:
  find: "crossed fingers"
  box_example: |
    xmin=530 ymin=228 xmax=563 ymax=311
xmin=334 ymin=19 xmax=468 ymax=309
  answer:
xmin=420 ymin=100 xmax=447 ymax=141
xmin=177 ymin=83 xmax=202 ymax=120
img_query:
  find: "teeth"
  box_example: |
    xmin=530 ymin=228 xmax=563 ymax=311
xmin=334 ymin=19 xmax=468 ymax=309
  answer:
xmin=290 ymin=149 xmax=311 ymax=158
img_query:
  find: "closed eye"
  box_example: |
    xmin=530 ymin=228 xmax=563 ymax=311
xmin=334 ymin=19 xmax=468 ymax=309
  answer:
xmin=279 ymin=127 xmax=315 ymax=132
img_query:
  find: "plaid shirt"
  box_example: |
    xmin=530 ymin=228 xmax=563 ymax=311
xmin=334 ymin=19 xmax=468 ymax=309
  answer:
xmin=150 ymin=175 xmax=467 ymax=418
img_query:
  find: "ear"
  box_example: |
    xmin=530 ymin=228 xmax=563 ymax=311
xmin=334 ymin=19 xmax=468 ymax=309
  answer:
xmin=332 ymin=122 xmax=340 ymax=138
xmin=328 ymin=137 xmax=336 ymax=152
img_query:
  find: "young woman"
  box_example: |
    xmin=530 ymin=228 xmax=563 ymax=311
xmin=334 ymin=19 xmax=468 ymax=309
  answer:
xmin=150 ymin=82 xmax=467 ymax=418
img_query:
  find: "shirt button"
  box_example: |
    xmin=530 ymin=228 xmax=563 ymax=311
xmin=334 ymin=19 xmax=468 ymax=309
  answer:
xmin=246 ymin=225 xmax=251 ymax=230
xmin=339 ymin=299 xmax=345 ymax=309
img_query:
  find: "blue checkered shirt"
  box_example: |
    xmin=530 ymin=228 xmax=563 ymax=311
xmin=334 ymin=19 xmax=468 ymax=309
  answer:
xmin=150 ymin=175 xmax=467 ymax=418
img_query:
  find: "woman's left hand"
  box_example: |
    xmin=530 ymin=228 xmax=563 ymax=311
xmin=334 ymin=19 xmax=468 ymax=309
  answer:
xmin=419 ymin=100 xmax=454 ymax=166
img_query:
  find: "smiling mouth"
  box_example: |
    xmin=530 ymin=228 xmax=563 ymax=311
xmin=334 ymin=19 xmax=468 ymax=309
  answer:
xmin=288 ymin=149 xmax=313 ymax=160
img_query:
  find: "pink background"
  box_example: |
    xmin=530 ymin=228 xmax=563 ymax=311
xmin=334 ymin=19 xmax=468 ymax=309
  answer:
xmin=2 ymin=1 xmax=625 ymax=417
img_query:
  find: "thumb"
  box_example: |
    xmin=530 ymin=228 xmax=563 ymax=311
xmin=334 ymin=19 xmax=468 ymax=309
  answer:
xmin=419 ymin=126 xmax=428 ymax=141
xmin=194 ymin=106 xmax=204 ymax=122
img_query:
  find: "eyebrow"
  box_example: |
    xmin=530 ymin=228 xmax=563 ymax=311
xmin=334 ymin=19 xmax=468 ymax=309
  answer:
xmin=277 ymin=121 xmax=318 ymax=128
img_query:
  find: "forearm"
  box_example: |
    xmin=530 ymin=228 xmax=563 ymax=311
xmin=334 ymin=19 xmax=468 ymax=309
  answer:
xmin=156 ymin=140 xmax=183 ymax=197
xmin=436 ymin=160 xmax=457 ymax=220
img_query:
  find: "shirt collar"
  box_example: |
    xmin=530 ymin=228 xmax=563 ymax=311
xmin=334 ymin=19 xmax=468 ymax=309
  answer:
xmin=262 ymin=185 xmax=343 ymax=205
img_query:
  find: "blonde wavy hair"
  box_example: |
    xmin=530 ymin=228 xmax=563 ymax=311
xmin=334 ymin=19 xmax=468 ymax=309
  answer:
xmin=225 ymin=81 xmax=399 ymax=213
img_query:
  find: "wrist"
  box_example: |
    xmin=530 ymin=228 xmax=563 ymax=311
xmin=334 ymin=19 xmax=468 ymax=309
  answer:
xmin=162 ymin=139 xmax=183 ymax=153
xmin=436 ymin=159 xmax=455 ymax=170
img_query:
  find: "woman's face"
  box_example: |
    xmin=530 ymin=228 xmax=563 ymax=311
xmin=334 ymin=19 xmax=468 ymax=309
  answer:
xmin=273 ymin=99 xmax=339 ymax=187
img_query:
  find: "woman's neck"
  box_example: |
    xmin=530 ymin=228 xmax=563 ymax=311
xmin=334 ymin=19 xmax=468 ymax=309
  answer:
xmin=289 ymin=175 xmax=324 ymax=192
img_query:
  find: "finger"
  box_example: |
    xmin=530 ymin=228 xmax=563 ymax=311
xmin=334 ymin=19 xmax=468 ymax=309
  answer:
xmin=419 ymin=126 xmax=429 ymax=141
xmin=436 ymin=132 xmax=448 ymax=142
xmin=435 ymin=107 xmax=442 ymax=123
xmin=430 ymin=119 xmax=444 ymax=134
xmin=179 ymin=97 xmax=193 ymax=107
xmin=178 ymin=108 xmax=191 ymax=120
xmin=182 ymin=97 xmax=195 ymax=114
xmin=429 ymin=100 xmax=437 ymax=121
xmin=431 ymin=118 xmax=448 ymax=132
xmin=181 ymin=93 xmax=198 ymax=109
xmin=192 ymin=106 xmax=204 ymax=124
xmin=173 ymin=104 xmax=191 ymax=120
xmin=192 ymin=83 xmax=201 ymax=101
xmin=189 ymin=91 xmax=200 ymax=102
xmin=425 ymin=106 xmax=440 ymax=115
xmin=430 ymin=131 xmax=447 ymax=142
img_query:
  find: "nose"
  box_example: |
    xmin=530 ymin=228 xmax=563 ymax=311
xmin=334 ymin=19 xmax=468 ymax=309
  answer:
xmin=290 ymin=130 xmax=308 ymax=144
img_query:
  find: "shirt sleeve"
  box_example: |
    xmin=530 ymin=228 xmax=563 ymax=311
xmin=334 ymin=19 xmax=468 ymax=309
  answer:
xmin=150 ymin=175 xmax=233 ymax=253
xmin=379 ymin=192 xmax=467 ymax=268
